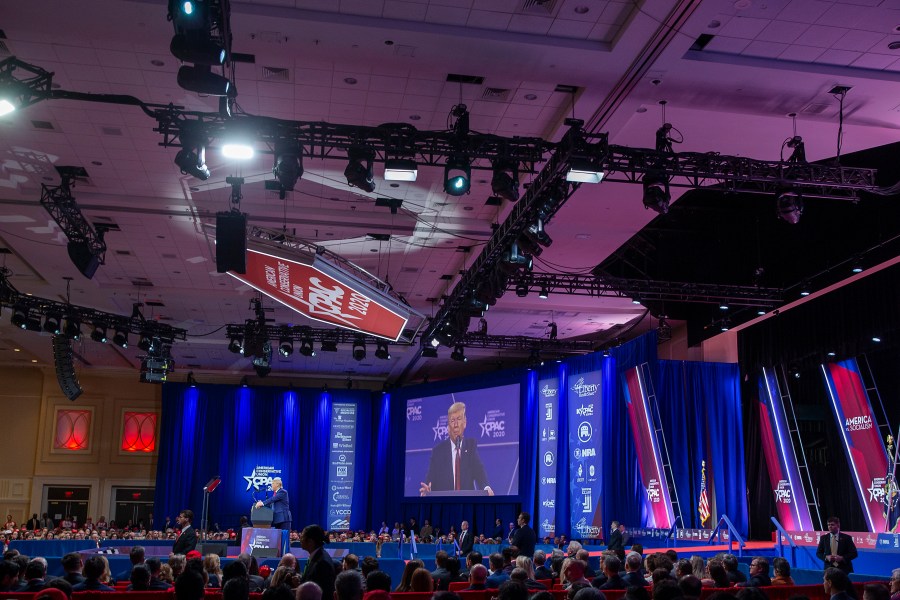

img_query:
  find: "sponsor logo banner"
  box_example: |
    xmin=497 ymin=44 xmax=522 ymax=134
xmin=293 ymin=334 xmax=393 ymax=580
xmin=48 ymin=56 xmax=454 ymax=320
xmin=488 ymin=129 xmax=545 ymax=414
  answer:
xmin=538 ymin=376 xmax=559 ymax=537
xmin=568 ymin=370 xmax=603 ymax=538
xmin=822 ymin=359 xmax=890 ymax=532
xmin=785 ymin=530 xmax=878 ymax=549
xmin=326 ymin=403 xmax=357 ymax=530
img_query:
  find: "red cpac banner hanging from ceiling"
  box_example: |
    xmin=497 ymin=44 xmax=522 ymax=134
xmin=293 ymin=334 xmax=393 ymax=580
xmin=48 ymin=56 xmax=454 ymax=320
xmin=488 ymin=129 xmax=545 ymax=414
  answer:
xmin=228 ymin=248 xmax=410 ymax=341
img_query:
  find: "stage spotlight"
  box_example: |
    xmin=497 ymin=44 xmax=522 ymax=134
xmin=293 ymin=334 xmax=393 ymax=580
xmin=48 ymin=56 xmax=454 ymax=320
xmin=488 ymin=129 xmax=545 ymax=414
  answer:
xmin=240 ymin=376 xmax=249 ymax=388
xmin=799 ymin=282 xmax=811 ymax=297
xmin=374 ymin=341 xmax=391 ymax=360
xmin=539 ymin=286 xmax=549 ymax=300
xmin=112 ymin=328 xmax=128 ymax=348
xmin=719 ymin=303 xmax=729 ymax=311
xmin=430 ymin=337 xmax=441 ymax=348
xmin=63 ymin=316 xmax=82 ymax=340
xmin=90 ymin=323 xmax=108 ymax=343
xmin=345 ymin=147 xmax=376 ymax=193
xmin=352 ymin=338 xmax=366 ymax=361
xmin=320 ymin=339 xmax=338 ymax=353
xmin=657 ymin=317 xmax=672 ymax=342
xmin=444 ymin=157 xmax=471 ymax=196
xmin=187 ymin=371 xmax=198 ymax=387
xmin=776 ymin=190 xmax=803 ymax=224
xmin=0 ymin=99 xmax=16 ymax=117
xmin=278 ymin=335 xmax=293 ymax=357
xmin=632 ymin=296 xmax=642 ymax=305
xmin=524 ymin=217 xmax=553 ymax=248
xmin=491 ymin=160 xmax=519 ymax=202
xmin=720 ymin=319 xmax=731 ymax=332
xmin=253 ymin=364 xmax=271 ymax=377
xmin=298 ymin=338 xmax=315 ymax=357
xmin=227 ymin=336 xmax=243 ymax=354
xmin=851 ymin=259 xmax=864 ymax=274
xmin=451 ymin=345 xmax=467 ymax=362
xmin=421 ymin=347 xmax=438 ymax=358
xmin=478 ymin=318 xmax=488 ymax=336
xmin=566 ymin=158 xmax=604 ymax=183
xmin=222 ymin=141 xmax=254 ymax=160
xmin=43 ymin=313 xmax=62 ymax=335
xmin=177 ymin=65 xmax=231 ymax=96
xmin=170 ymin=33 xmax=226 ymax=66
xmin=174 ymin=145 xmax=210 ymax=180
xmin=273 ymin=142 xmax=303 ymax=193
xmin=642 ymin=172 xmax=671 ymax=214
xmin=527 ymin=349 xmax=541 ymax=369
xmin=516 ymin=283 xmax=528 ymax=298
xmin=11 ymin=304 xmax=28 ymax=329
xmin=503 ymin=242 xmax=532 ymax=271
xmin=138 ymin=330 xmax=154 ymax=352
xmin=548 ymin=322 xmax=557 ymax=340
xmin=384 ymin=158 xmax=417 ymax=182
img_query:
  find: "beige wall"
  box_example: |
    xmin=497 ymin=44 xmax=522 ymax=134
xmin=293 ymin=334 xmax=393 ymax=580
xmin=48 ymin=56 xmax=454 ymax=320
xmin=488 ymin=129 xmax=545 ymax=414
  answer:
xmin=0 ymin=366 xmax=161 ymax=524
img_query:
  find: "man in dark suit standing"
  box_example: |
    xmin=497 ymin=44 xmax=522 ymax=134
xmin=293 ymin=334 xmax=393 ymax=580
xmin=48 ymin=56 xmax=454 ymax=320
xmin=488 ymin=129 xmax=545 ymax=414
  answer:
xmin=255 ymin=477 xmax=292 ymax=531
xmin=816 ymin=517 xmax=858 ymax=573
xmin=419 ymin=402 xmax=494 ymax=496
xmin=607 ymin=522 xmax=625 ymax=559
xmin=459 ymin=520 xmax=475 ymax=556
xmin=510 ymin=512 xmax=537 ymax=558
xmin=299 ymin=524 xmax=336 ymax=600
xmin=172 ymin=509 xmax=198 ymax=555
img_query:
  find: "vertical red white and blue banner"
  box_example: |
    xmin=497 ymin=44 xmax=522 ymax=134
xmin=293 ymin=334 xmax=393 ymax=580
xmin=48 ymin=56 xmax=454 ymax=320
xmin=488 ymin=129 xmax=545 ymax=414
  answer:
xmin=326 ymin=402 xmax=357 ymax=531
xmin=758 ymin=367 xmax=815 ymax=531
xmin=622 ymin=366 xmax=675 ymax=529
xmin=568 ymin=370 xmax=603 ymax=539
xmin=537 ymin=376 xmax=560 ymax=539
xmin=821 ymin=359 xmax=890 ymax=532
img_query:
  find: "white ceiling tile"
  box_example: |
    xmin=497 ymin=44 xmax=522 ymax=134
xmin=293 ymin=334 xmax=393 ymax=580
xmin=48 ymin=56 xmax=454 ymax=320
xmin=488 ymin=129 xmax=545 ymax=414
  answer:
xmin=8 ymin=41 xmax=59 ymax=62
xmin=587 ymin=22 xmax=617 ymax=42
xmin=405 ymin=78 xmax=445 ymax=96
xmin=756 ymin=21 xmax=810 ymax=44
xmin=258 ymin=82 xmax=295 ymax=100
xmin=103 ymin=67 xmax=146 ymax=86
xmin=467 ymin=10 xmax=513 ymax=29
xmin=548 ymin=19 xmax=595 ymax=39
xmin=718 ymin=17 xmax=773 ymax=40
xmin=743 ymin=40 xmax=790 ymax=57
xmin=339 ymin=0 xmax=386 ymax=17
xmin=383 ymin=1 xmax=429 ymax=20
xmin=776 ymin=0 xmax=833 ymax=23
xmin=598 ymin=2 xmax=631 ymax=26
xmin=507 ymin=14 xmax=554 ymax=35
xmin=816 ymin=4 xmax=865 ymax=27
xmin=853 ymin=8 xmax=900 ymax=32
xmin=832 ymin=30 xmax=887 ymax=52
xmin=369 ymin=75 xmax=408 ymax=93
xmin=295 ymin=86 xmax=333 ymax=102
xmin=366 ymin=91 xmax=405 ymax=108
xmin=400 ymin=94 xmax=441 ymax=110
xmin=425 ymin=4 xmax=471 ymax=25
xmin=849 ymin=53 xmax=898 ymax=69
xmin=702 ymin=36 xmax=752 ymax=54
xmin=332 ymin=72 xmax=371 ymax=89
xmin=471 ymin=0 xmax=519 ymax=11
xmin=96 ymin=50 xmax=141 ymax=69
xmin=557 ymin=0 xmax=608 ymax=22
xmin=294 ymin=67 xmax=335 ymax=87
xmin=54 ymin=45 xmax=100 ymax=66
xmin=814 ymin=48 xmax=863 ymax=65
xmin=503 ymin=103 xmax=544 ymax=119
xmin=885 ymin=57 xmax=900 ymax=71
xmin=794 ymin=25 xmax=849 ymax=48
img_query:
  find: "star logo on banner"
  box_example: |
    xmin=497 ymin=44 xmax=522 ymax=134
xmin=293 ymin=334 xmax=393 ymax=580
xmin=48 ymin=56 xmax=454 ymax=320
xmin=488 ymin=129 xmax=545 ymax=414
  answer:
xmin=244 ymin=468 xmax=259 ymax=491
xmin=433 ymin=419 xmax=447 ymax=441
xmin=868 ymin=480 xmax=885 ymax=503
xmin=479 ymin=415 xmax=490 ymax=436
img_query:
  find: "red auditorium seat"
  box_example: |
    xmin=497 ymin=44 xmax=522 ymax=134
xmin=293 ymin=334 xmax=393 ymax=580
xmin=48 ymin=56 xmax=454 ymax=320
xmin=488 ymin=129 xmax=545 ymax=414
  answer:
xmin=448 ymin=582 xmax=468 ymax=591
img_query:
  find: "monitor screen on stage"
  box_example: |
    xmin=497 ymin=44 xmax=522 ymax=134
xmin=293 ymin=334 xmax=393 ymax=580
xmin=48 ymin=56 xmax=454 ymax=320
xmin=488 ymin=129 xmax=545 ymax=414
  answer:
xmin=404 ymin=383 xmax=521 ymax=497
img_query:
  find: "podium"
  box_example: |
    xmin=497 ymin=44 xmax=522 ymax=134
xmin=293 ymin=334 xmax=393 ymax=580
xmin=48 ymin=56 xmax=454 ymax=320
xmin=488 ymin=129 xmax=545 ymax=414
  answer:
xmin=251 ymin=506 xmax=273 ymax=528
xmin=241 ymin=527 xmax=289 ymax=558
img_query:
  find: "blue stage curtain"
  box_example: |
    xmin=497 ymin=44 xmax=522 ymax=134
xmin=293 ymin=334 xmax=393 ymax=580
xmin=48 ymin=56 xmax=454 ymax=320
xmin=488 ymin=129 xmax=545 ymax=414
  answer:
xmin=656 ymin=360 xmax=748 ymax=535
xmin=155 ymin=383 xmax=370 ymax=532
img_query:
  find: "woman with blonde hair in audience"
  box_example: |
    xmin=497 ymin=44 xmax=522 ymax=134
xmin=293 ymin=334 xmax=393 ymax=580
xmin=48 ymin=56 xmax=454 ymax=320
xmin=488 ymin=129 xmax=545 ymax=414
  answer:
xmin=410 ymin=568 xmax=433 ymax=593
xmin=559 ymin=558 xmax=573 ymax=586
xmin=204 ymin=554 xmax=223 ymax=587
xmin=270 ymin=566 xmax=298 ymax=589
xmin=516 ymin=556 xmax=537 ymax=580
xmin=395 ymin=559 xmax=424 ymax=592
xmin=99 ymin=555 xmax=114 ymax=585
xmin=690 ymin=556 xmax=705 ymax=579
xmin=159 ymin=564 xmax=174 ymax=584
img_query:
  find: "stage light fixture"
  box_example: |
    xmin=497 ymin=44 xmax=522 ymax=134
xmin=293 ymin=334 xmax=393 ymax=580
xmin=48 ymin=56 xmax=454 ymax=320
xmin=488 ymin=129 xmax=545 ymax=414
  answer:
xmin=0 ymin=99 xmax=15 ymax=117
xmin=642 ymin=172 xmax=671 ymax=214
xmin=524 ymin=216 xmax=553 ymax=248
xmin=43 ymin=313 xmax=62 ymax=335
xmin=657 ymin=317 xmax=672 ymax=342
xmin=227 ymin=336 xmax=243 ymax=354
xmin=320 ymin=339 xmax=338 ymax=353
xmin=430 ymin=337 xmax=441 ymax=348
xmin=444 ymin=157 xmax=471 ymax=195
xmin=11 ymin=304 xmax=28 ymax=329
xmin=539 ymin=286 xmax=549 ymax=300
xmin=90 ymin=323 xmax=108 ymax=343
xmin=174 ymin=145 xmax=210 ymax=180
xmin=720 ymin=319 xmax=731 ymax=332
xmin=548 ymin=322 xmax=557 ymax=340
xmin=345 ymin=147 xmax=376 ymax=193
xmin=632 ymin=296 xmax=642 ymax=305
xmin=112 ymin=328 xmax=128 ymax=348
xmin=177 ymin=65 xmax=231 ymax=96
xmin=799 ymin=282 xmax=811 ymax=297
xmin=187 ymin=371 xmax=197 ymax=387
xmin=757 ymin=308 xmax=767 ymax=316
xmin=566 ymin=158 xmax=604 ymax=183
xmin=278 ymin=336 xmax=293 ymax=357
xmin=851 ymin=259 xmax=864 ymax=274
xmin=719 ymin=303 xmax=729 ymax=311
xmin=222 ymin=141 xmax=254 ymax=160
xmin=137 ymin=330 xmax=154 ymax=351
xmin=299 ymin=338 xmax=316 ymax=357
xmin=253 ymin=364 xmax=271 ymax=377
xmin=451 ymin=345 xmax=467 ymax=362
xmin=170 ymin=33 xmax=226 ymax=66
xmin=384 ymin=158 xmax=418 ymax=182
xmin=421 ymin=347 xmax=438 ymax=358
xmin=273 ymin=142 xmax=303 ymax=193
xmin=240 ymin=376 xmax=249 ymax=388
xmin=478 ymin=318 xmax=488 ymax=336
xmin=516 ymin=283 xmax=528 ymax=298
xmin=352 ymin=338 xmax=366 ymax=361
xmin=491 ymin=160 xmax=519 ymax=202
xmin=63 ymin=316 xmax=82 ymax=340
xmin=374 ymin=341 xmax=391 ymax=360
xmin=872 ymin=336 xmax=882 ymax=343
xmin=776 ymin=190 xmax=803 ymax=224
xmin=503 ymin=242 xmax=533 ymax=272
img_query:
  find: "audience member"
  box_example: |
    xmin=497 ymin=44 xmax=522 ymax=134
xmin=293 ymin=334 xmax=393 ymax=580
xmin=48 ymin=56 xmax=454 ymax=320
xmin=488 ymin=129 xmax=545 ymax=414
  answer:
xmin=675 ymin=560 xmax=693 ymax=579
xmin=702 ymin=560 xmax=730 ymax=589
xmin=487 ymin=553 xmax=510 ymax=589
xmin=824 ymin=567 xmax=854 ymax=600
xmin=737 ymin=558 xmax=771 ymax=588
xmin=60 ymin=553 xmax=84 ymax=586
xmin=864 ymin=584 xmax=891 ymax=600
xmin=573 ymin=586 xmax=607 ymax=600
xmin=431 ymin=550 xmax=452 ymax=591
xmin=723 ymin=555 xmax=746 ymax=585
xmin=295 ymin=581 xmax=321 ymax=600
xmin=299 ymin=525 xmax=336 ymax=600
xmin=772 ymin=558 xmax=794 ymax=586
xmin=334 ymin=571 xmax=363 ymax=600
xmin=679 ymin=576 xmax=702 ymax=600
xmin=116 ymin=546 xmax=145 ymax=582
xmin=395 ymin=560 xmax=424 ymax=593
xmin=623 ymin=553 xmax=646 ymax=588
xmin=498 ymin=580 xmax=530 ymax=600
xmin=0 ymin=560 xmax=19 ymax=592
xmin=465 ymin=564 xmax=488 ymax=591
xmin=365 ymin=571 xmax=391 ymax=593
xmin=223 ymin=577 xmax=250 ymax=600
xmin=597 ymin=556 xmax=626 ymax=591
xmin=129 ymin=565 xmax=152 ymax=591
xmin=625 ymin=586 xmax=652 ymax=600
xmin=736 ymin=587 xmax=770 ymax=600
xmin=204 ymin=554 xmax=223 ymax=588
xmin=147 ymin=558 xmax=172 ymax=590
xmin=576 ymin=550 xmax=596 ymax=578
xmin=462 ymin=551 xmax=483 ymax=579
xmin=690 ymin=557 xmax=705 ymax=580
xmin=44 ymin=577 xmax=73 ymax=599
xmin=73 ymin=556 xmax=115 ymax=592
xmin=409 ymin=568 xmax=433 ymax=593
xmin=534 ymin=551 xmax=553 ymax=580
xmin=22 ymin=559 xmax=48 ymax=592
xmin=653 ymin=579 xmax=683 ymax=600
xmin=175 ymin=569 xmax=206 ymax=600
xmin=360 ymin=557 xmax=379 ymax=578
xmin=342 ymin=555 xmax=359 ymax=572
xmin=564 ymin=560 xmax=590 ymax=589
xmin=890 ymin=568 xmax=900 ymax=600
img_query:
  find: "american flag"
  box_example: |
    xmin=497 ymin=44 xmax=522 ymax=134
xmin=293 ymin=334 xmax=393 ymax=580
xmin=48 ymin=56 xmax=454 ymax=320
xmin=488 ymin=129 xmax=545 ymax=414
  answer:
xmin=699 ymin=459 xmax=711 ymax=528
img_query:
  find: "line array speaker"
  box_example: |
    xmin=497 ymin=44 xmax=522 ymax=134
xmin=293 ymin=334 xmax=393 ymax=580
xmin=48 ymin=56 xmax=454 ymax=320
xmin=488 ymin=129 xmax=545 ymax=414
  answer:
xmin=216 ymin=211 xmax=246 ymax=274
xmin=52 ymin=335 xmax=83 ymax=401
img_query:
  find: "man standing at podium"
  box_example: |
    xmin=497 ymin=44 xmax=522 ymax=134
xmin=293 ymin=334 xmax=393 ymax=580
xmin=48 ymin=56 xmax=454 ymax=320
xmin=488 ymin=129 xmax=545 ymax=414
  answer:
xmin=419 ymin=402 xmax=493 ymax=496
xmin=255 ymin=477 xmax=292 ymax=531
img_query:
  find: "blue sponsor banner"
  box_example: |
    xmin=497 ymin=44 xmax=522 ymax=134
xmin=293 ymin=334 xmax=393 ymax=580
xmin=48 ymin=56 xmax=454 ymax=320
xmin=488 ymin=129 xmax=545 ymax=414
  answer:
xmin=537 ymin=376 xmax=560 ymax=538
xmin=568 ymin=370 xmax=603 ymax=539
xmin=876 ymin=533 xmax=900 ymax=550
xmin=326 ymin=402 xmax=357 ymax=530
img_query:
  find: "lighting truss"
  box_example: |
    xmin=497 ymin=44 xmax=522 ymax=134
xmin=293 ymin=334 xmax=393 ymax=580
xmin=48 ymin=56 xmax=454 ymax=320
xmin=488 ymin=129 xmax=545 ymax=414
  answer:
xmin=39 ymin=170 xmax=107 ymax=269
xmin=506 ymin=271 xmax=782 ymax=307
xmin=456 ymin=332 xmax=595 ymax=354
xmin=602 ymin=146 xmax=877 ymax=201
xmin=0 ymin=57 xmax=53 ymax=112
xmin=0 ymin=268 xmax=187 ymax=342
xmin=225 ymin=323 xmax=413 ymax=346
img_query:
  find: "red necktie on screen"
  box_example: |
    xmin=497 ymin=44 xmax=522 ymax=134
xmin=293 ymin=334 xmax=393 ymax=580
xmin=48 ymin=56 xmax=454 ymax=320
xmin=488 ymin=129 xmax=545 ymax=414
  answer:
xmin=455 ymin=442 xmax=461 ymax=490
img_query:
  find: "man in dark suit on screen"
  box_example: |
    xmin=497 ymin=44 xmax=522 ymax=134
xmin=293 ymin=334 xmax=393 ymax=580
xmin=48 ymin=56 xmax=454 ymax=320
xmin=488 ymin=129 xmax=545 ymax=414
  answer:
xmin=254 ymin=476 xmax=292 ymax=530
xmin=816 ymin=516 xmax=858 ymax=573
xmin=172 ymin=509 xmax=198 ymax=555
xmin=419 ymin=401 xmax=494 ymax=496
